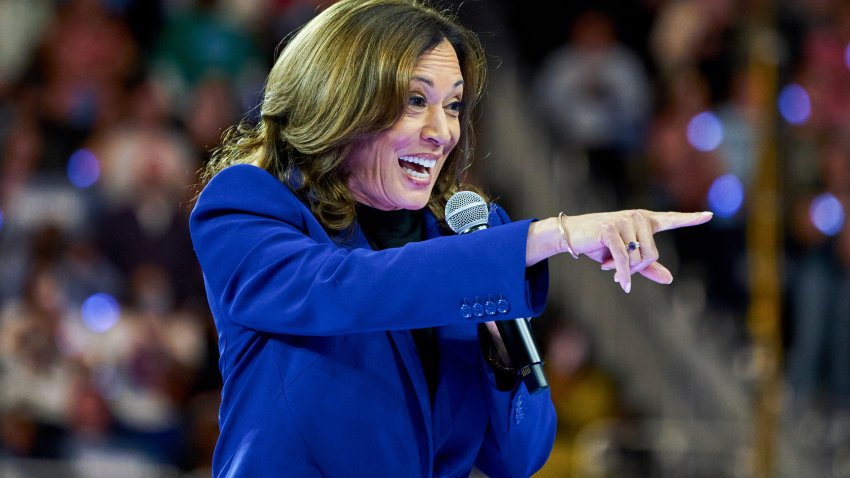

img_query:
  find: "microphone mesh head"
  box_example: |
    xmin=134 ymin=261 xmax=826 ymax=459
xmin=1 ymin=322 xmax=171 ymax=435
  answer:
xmin=445 ymin=191 xmax=489 ymax=234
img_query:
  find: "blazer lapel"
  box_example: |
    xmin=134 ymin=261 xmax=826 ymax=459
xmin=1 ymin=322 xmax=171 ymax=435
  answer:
xmin=387 ymin=329 xmax=434 ymax=417
xmin=431 ymin=325 xmax=478 ymax=451
xmin=422 ymin=209 xmax=445 ymax=241
xmin=346 ymin=222 xmax=435 ymax=463
xmin=386 ymin=330 xmax=435 ymax=478
xmin=421 ymin=211 xmax=477 ymax=450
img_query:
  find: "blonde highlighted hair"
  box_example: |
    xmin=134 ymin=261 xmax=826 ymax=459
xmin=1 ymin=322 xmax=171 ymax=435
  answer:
xmin=200 ymin=0 xmax=487 ymax=232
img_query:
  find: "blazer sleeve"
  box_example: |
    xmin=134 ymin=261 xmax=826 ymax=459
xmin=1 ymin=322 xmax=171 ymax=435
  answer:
xmin=189 ymin=165 xmax=548 ymax=335
xmin=472 ymin=359 xmax=557 ymax=477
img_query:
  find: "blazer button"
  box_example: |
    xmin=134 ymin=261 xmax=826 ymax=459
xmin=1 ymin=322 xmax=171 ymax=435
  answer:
xmin=484 ymin=300 xmax=497 ymax=316
xmin=472 ymin=301 xmax=485 ymax=318
xmin=460 ymin=303 xmax=473 ymax=319
xmin=497 ymin=298 xmax=510 ymax=314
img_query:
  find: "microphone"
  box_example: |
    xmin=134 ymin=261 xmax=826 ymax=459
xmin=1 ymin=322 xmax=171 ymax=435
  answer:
xmin=445 ymin=191 xmax=549 ymax=395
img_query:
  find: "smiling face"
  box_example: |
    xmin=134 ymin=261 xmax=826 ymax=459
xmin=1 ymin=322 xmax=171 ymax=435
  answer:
xmin=345 ymin=39 xmax=464 ymax=211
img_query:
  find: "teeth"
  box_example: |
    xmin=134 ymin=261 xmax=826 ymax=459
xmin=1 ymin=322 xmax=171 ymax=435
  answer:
xmin=402 ymin=167 xmax=429 ymax=179
xmin=399 ymin=156 xmax=437 ymax=168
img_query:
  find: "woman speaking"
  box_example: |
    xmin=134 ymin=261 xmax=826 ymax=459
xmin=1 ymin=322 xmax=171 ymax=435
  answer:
xmin=190 ymin=0 xmax=712 ymax=476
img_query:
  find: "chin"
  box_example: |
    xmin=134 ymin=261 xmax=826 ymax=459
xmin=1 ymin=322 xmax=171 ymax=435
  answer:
xmin=394 ymin=192 xmax=431 ymax=211
xmin=398 ymin=199 xmax=429 ymax=211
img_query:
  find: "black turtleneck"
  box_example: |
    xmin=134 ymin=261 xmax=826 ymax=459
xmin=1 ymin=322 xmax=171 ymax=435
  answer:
xmin=355 ymin=204 xmax=439 ymax=400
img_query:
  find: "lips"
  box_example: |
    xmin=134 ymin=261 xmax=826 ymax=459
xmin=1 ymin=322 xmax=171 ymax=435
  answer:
xmin=398 ymin=155 xmax=437 ymax=181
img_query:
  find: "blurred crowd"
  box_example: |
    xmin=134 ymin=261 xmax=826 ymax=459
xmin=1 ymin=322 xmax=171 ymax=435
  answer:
xmin=3 ymin=0 xmax=850 ymax=475
xmin=517 ymin=0 xmax=850 ymax=473
xmin=0 ymin=0 xmax=323 ymax=474
xmin=526 ymin=0 xmax=850 ymax=395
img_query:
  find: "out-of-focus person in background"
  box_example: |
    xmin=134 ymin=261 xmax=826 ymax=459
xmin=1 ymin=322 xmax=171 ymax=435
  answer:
xmin=535 ymin=8 xmax=652 ymax=206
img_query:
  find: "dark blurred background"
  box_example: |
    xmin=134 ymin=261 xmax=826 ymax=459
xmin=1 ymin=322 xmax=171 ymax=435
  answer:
xmin=1 ymin=0 xmax=849 ymax=476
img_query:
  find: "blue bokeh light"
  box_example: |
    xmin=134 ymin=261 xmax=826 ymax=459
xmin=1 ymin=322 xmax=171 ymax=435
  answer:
xmin=687 ymin=111 xmax=724 ymax=152
xmin=67 ymin=149 xmax=100 ymax=189
xmin=809 ymin=193 xmax=845 ymax=236
xmin=81 ymin=293 xmax=121 ymax=333
xmin=778 ymin=84 xmax=811 ymax=125
xmin=0 ymin=209 xmax=4 ymax=232
xmin=707 ymin=174 xmax=745 ymax=219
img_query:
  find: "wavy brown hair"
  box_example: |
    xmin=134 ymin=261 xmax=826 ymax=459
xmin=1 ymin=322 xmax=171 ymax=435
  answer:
xmin=199 ymin=0 xmax=487 ymax=233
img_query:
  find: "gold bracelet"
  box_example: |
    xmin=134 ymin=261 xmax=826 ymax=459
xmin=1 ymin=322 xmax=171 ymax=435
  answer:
xmin=558 ymin=211 xmax=579 ymax=259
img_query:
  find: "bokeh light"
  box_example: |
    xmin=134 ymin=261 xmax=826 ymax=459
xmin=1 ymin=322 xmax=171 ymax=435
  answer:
xmin=67 ymin=149 xmax=100 ymax=189
xmin=809 ymin=193 xmax=845 ymax=236
xmin=707 ymin=174 xmax=745 ymax=219
xmin=81 ymin=293 xmax=121 ymax=333
xmin=0 ymin=209 xmax=4 ymax=233
xmin=778 ymin=84 xmax=811 ymax=125
xmin=687 ymin=111 xmax=724 ymax=152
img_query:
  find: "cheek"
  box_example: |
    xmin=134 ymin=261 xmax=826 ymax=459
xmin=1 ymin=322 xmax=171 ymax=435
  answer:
xmin=447 ymin=125 xmax=462 ymax=154
xmin=450 ymin=118 xmax=462 ymax=143
xmin=350 ymin=140 xmax=385 ymax=174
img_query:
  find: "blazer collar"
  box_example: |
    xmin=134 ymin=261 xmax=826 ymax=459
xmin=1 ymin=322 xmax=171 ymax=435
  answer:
xmin=422 ymin=208 xmax=447 ymax=240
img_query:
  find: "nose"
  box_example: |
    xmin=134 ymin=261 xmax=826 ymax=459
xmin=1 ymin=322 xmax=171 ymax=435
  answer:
xmin=422 ymin=106 xmax=451 ymax=146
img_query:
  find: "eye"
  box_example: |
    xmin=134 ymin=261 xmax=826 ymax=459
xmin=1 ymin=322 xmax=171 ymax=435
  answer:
xmin=407 ymin=94 xmax=427 ymax=109
xmin=446 ymin=100 xmax=464 ymax=117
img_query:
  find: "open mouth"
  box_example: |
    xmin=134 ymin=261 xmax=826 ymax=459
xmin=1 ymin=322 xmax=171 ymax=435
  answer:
xmin=398 ymin=155 xmax=437 ymax=181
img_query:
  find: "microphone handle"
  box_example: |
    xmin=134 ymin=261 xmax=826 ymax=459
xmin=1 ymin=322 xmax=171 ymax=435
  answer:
xmin=495 ymin=318 xmax=549 ymax=395
xmin=456 ymin=223 xmax=548 ymax=394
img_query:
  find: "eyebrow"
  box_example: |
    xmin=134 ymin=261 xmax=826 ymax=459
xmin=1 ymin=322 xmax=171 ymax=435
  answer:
xmin=413 ymin=76 xmax=464 ymax=89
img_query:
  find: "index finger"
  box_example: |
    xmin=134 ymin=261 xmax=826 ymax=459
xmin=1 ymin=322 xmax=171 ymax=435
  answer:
xmin=646 ymin=211 xmax=713 ymax=233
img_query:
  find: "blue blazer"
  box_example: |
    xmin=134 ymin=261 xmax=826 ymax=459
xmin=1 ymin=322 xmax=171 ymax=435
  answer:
xmin=190 ymin=165 xmax=557 ymax=477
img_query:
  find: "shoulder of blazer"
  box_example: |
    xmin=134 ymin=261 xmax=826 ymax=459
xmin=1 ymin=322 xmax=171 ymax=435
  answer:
xmin=190 ymin=164 xmax=369 ymax=249
xmin=192 ymin=164 xmax=312 ymax=225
